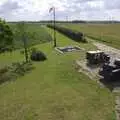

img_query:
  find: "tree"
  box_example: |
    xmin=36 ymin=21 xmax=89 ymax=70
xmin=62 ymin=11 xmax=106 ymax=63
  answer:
xmin=0 ymin=18 xmax=13 ymax=52
xmin=16 ymin=22 xmax=29 ymax=63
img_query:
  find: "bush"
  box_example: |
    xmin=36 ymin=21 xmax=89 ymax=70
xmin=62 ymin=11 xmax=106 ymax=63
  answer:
xmin=11 ymin=62 xmax=34 ymax=76
xmin=0 ymin=62 xmax=34 ymax=84
xmin=30 ymin=50 xmax=47 ymax=61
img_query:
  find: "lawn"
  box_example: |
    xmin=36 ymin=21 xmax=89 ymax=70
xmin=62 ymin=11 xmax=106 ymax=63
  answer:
xmin=0 ymin=26 xmax=115 ymax=120
xmin=62 ymin=23 xmax=120 ymax=49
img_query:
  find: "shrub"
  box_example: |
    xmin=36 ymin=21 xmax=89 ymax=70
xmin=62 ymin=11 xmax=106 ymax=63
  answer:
xmin=30 ymin=50 xmax=47 ymax=61
xmin=0 ymin=62 xmax=34 ymax=84
xmin=11 ymin=62 xmax=34 ymax=76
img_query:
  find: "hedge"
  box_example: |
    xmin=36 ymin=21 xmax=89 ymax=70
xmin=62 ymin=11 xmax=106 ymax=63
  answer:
xmin=47 ymin=24 xmax=87 ymax=43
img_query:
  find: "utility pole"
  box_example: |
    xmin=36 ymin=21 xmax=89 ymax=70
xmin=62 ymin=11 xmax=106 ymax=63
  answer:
xmin=49 ymin=7 xmax=57 ymax=47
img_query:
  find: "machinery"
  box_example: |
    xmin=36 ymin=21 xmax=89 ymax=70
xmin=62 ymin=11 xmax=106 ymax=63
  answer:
xmin=86 ymin=50 xmax=120 ymax=81
xmin=99 ymin=59 xmax=120 ymax=81
xmin=86 ymin=50 xmax=110 ymax=64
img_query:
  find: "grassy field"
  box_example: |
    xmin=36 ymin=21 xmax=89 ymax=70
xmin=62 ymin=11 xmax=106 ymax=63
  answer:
xmin=63 ymin=23 xmax=120 ymax=49
xmin=9 ymin=23 xmax=52 ymax=49
xmin=0 ymin=24 xmax=52 ymax=68
xmin=0 ymin=26 xmax=115 ymax=120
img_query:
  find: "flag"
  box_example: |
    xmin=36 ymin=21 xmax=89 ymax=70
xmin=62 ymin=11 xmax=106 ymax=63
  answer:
xmin=49 ymin=7 xmax=54 ymax=13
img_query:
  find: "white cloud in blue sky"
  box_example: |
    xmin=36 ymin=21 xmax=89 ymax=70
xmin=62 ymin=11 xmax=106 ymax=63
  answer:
xmin=0 ymin=0 xmax=120 ymax=21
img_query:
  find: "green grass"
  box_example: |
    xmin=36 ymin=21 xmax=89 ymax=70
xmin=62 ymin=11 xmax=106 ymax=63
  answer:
xmin=0 ymin=23 xmax=52 ymax=67
xmin=0 ymin=27 xmax=115 ymax=120
xmin=62 ymin=23 xmax=120 ymax=49
xmin=9 ymin=23 xmax=52 ymax=49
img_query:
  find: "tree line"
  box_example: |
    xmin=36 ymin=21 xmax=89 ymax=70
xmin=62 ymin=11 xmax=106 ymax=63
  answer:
xmin=8 ymin=20 xmax=120 ymax=24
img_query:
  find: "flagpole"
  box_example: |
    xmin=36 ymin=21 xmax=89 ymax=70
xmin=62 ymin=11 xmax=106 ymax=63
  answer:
xmin=53 ymin=7 xmax=56 ymax=47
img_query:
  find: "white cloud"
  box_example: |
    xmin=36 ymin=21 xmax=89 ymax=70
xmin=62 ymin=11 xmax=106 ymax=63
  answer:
xmin=0 ymin=0 xmax=120 ymax=21
xmin=0 ymin=0 xmax=21 ymax=14
xmin=105 ymin=0 xmax=120 ymax=10
xmin=87 ymin=1 xmax=104 ymax=9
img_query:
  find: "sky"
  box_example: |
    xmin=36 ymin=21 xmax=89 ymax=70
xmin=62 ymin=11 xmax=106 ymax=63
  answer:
xmin=0 ymin=0 xmax=120 ymax=21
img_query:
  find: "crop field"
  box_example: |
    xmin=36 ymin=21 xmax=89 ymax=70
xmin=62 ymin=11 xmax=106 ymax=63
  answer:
xmin=0 ymin=25 xmax=115 ymax=120
xmin=63 ymin=23 xmax=120 ymax=49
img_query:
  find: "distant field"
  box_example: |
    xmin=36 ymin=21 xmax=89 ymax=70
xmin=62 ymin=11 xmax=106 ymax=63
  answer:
xmin=9 ymin=23 xmax=52 ymax=49
xmin=63 ymin=23 xmax=120 ymax=49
